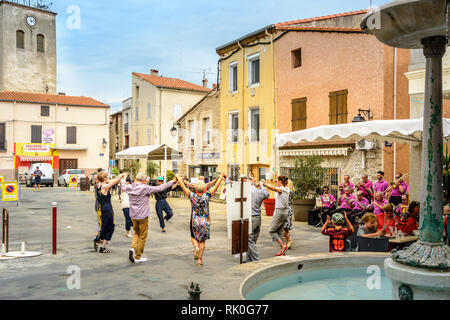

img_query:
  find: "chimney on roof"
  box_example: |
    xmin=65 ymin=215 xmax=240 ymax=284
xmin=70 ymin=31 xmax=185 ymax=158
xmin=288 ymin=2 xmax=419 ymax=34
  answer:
xmin=202 ymin=79 xmax=208 ymax=88
xmin=212 ymin=83 xmax=217 ymax=89
xmin=150 ymin=69 xmax=159 ymax=76
xmin=58 ymin=92 xmax=66 ymax=96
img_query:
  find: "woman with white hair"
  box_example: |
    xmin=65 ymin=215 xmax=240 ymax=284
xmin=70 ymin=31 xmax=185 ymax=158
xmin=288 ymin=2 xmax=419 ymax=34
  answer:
xmin=175 ymin=173 xmax=225 ymax=267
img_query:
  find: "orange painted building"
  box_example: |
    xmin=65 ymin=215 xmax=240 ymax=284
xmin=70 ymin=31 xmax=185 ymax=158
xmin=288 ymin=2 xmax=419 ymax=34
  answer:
xmin=274 ymin=10 xmax=411 ymax=187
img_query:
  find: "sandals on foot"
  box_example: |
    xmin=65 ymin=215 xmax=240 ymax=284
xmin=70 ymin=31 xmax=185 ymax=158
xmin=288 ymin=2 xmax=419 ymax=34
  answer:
xmin=197 ymin=260 xmax=203 ymax=267
xmin=194 ymin=247 xmax=200 ymax=261
xmin=93 ymin=239 xmax=99 ymax=252
xmin=99 ymin=247 xmax=112 ymax=253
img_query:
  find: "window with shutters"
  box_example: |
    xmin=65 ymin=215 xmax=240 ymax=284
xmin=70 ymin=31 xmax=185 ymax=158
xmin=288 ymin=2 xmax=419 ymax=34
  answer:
xmin=41 ymin=105 xmax=50 ymax=117
xmin=291 ymin=48 xmax=302 ymax=68
xmin=189 ymin=120 xmax=195 ymax=147
xmin=230 ymin=112 xmax=239 ymax=143
xmin=329 ymin=90 xmax=348 ymax=125
xmin=66 ymin=126 xmax=77 ymax=144
xmin=0 ymin=123 xmax=6 ymax=151
xmin=16 ymin=30 xmax=24 ymax=49
xmin=31 ymin=125 xmax=42 ymax=143
xmin=249 ymin=107 xmax=260 ymax=142
xmin=291 ymin=98 xmax=307 ymax=131
xmin=229 ymin=61 xmax=238 ymax=92
xmin=37 ymin=34 xmax=45 ymax=53
xmin=247 ymin=53 xmax=260 ymax=86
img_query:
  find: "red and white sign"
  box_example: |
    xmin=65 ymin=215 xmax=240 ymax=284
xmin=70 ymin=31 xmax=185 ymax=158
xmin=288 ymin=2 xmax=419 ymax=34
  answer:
xmin=24 ymin=144 xmax=50 ymax=153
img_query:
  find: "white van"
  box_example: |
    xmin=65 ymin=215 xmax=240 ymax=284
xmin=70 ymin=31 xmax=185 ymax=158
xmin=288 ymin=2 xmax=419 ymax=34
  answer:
xmin=26 ymin=163 xmax=55 ymax=187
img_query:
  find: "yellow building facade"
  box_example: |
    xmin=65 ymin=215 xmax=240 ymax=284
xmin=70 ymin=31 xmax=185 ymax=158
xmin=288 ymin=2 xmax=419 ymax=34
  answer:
xmin=216 ymin=27 xmax=277 ymax=180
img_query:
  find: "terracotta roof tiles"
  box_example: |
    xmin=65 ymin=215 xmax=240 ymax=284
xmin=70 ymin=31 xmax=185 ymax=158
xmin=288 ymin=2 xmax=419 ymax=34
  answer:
xmin=133 ymin=72 xmax=211 ymax=93
xmin=275 ymin=9 xmax=369 ymax=27
xmin=0 ymin=91 xmax=109 ymax=107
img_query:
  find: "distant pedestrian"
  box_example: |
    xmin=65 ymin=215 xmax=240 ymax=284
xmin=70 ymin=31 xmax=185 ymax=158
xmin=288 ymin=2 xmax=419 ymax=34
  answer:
xmin=247 ymin=177 xmax=269 ymax=262
xmin=154 ymin=176 xmax=178 ymax=233
xmin=283 ymin=179 xmax=295 ymax=250
xmin=175 ymin=173 xmax=225 ymax=267
xmin=121 ymin=172 xmax=176 ymax=264
xmin=120 ymin=177 xmax=133 ymax=238
xmin=95 ymin=172 xmax=125 ymax=253
xmin=262 ymin=176 xmax=290 ymax=257
xmin=32 ymin=166 xmax=43 ymax=192
xmin=93 ymin=168 xmax=103 ymax=246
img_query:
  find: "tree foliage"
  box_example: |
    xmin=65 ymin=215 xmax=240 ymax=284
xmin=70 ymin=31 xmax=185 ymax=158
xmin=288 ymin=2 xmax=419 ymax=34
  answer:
xmin=290 ymin=155 xmax=325 ymax=200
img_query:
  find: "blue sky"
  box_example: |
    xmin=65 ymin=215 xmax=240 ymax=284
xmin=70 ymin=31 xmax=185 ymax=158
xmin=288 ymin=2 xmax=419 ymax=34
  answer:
xmin=51 ymin=0 xmax=387 ymax=112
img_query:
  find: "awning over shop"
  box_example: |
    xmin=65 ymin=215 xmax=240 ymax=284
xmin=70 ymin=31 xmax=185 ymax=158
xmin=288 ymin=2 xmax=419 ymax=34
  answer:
xmin=19 ymin=156 xmax=53 ymax=162
xmin=276 ymin=118 xmax=450 ymax=148
xmin=279 ymin=148 xmax=352 ymax=157
xmin=115 ymin=144 xmax=182 ymax=160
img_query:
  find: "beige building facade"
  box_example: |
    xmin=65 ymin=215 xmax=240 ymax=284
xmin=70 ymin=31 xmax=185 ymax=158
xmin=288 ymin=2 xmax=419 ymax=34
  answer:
xmin=175 ymin=88 xmax=220 ymax=181
xmin=130 ymin=70 xmax=210 ymax=174
xmin=0 ymin=92 xmax=110 ymax=180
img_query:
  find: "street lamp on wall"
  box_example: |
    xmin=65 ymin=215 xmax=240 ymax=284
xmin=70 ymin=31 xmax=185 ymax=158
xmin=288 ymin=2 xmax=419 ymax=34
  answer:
xmin=102 ymin=138 xmax=108 ymax=148
xmin=170 ymin=126 xmax=178 ymax=137
xmin=352 ymin=109 xmax=372 ymax=123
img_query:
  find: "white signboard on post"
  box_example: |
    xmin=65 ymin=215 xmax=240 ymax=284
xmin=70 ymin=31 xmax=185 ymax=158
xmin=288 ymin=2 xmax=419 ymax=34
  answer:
xmin=226 ymin=181 xmax=252 ymax=240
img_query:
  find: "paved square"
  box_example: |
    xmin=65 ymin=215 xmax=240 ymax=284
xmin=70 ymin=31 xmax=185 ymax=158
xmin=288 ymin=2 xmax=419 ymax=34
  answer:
xmin=0 ymin=187 xmax=328 ymax=300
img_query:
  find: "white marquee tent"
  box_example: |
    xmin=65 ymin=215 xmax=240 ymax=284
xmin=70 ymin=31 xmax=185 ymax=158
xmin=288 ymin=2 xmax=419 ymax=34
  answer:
xmin=116 ymin=144 xmax=182 ymax=182
xmin=275 ymin=118 xmax=450 ymax=201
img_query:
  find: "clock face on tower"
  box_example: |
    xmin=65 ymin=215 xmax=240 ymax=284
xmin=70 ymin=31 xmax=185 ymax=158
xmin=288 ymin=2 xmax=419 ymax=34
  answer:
xmin=26 ymin=16 xmax=37 ymax=28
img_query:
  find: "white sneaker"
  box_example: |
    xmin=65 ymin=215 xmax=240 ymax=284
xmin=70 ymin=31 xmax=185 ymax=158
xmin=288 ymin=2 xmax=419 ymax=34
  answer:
xmin=129 ymin=248 xmax=136 ymax=263
xmin=135 ymin=257 xmax=147 ymax=264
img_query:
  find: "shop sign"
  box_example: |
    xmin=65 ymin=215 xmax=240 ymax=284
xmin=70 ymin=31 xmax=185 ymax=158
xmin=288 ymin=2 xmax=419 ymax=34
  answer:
xmin=42 ymin=129 xmax=55 ymax=144
xmin=197 ymin=153 xmax=220 ymax=160
xmin=23 ymin=144 xmax=50 ymax=153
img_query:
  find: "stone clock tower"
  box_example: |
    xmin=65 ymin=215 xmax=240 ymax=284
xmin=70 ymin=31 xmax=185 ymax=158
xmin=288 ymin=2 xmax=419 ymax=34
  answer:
xmin=0 ymin=1 xmax=57 ymax=94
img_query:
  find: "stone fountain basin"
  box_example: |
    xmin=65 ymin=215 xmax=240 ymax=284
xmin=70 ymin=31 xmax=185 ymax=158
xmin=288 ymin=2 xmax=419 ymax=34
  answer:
xmin=361 ymin=0 xmax=448 ymax=49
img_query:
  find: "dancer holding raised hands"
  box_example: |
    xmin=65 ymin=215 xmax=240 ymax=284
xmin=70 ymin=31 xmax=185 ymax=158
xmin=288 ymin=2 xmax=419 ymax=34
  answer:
xmin=175 ymin=173 xmax=225 ymax=267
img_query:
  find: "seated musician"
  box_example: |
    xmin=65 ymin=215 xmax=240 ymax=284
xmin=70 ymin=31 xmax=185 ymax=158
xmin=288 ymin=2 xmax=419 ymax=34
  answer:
xmin=357 ymin=174 xmax=374 ymax=204
xmin=350 ymin=191 xmax=370 ymax=224
xmin=395 ymin=195 xmax=409 ymax=216
xmin=311 ymin=186 xmax=336 ymax=224
xmin=371 ymin=192 xmax=389 ymax=216
xmin=398 ymin=201 xmax=419 ymax=235
xmin=387 ymin=172 xmax=409 ymax=206
xmin=333 ymin=187 xmax=356 ymax=215
xmin=339 ymin=175 xmax=354 ymax=196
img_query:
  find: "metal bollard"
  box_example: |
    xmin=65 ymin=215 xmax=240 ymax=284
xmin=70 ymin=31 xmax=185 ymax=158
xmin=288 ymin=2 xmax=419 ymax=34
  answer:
xmin=2 ymin=208 xmax=9 ymax=253
xmin=52 ymin=202 xmax=57 ymax=255
xmin=188 ymin=282 xmax=202 ymax=300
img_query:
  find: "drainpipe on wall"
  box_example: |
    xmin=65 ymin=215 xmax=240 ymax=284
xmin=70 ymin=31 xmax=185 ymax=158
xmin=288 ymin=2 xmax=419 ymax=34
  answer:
xmin=265 ymin=29 xmax=277 ymax=179
xmin=238 ymin=41 xmax=245 ymax=176
xmin=393 ymin=47 xmax=398 ymax=177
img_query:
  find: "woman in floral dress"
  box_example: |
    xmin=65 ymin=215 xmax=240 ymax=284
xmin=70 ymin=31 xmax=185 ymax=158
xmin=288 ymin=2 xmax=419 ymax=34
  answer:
xmin=175 ymin=173 xmax=225 ymax=267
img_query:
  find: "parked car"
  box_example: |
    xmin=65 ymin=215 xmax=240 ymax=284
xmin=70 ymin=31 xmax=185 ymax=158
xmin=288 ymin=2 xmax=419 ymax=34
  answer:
xmin=26 ymin=163 xmax=55 ymax=187
xmin=58 ymin=169 xmax=87 ymax=187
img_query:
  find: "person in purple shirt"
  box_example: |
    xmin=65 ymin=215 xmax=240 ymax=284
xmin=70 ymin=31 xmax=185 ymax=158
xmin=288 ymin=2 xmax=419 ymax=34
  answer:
xmin=350 ymin=191 xmax=370 ymax=224
xmin=357 ymin=173 xmax=374 ymax=203
xmin=311 ymin=186 xmax=336 ymax=226
xmin=339 ymin=175 xmax=354 ymax=195
xmin=121 ymin=172 xmax=176 ymax=264
xmin=387 ymin=172 xmax=409 ymax=206
xmin=332 ymin=187 xmax=356 ymax=217
xmin=371 ymin=192 xmax=389 ymax=215
xmin=374 ymin=171 xmax=390 ymax=197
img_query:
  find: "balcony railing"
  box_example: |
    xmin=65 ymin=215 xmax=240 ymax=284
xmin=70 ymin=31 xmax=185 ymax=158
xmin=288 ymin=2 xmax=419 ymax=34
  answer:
xmin=124 ymin=123 xmax=129 ymax=134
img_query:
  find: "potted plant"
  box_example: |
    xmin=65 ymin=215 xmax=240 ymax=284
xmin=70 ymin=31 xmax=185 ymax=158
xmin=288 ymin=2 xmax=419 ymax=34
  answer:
xmin=290 ymin=155 xmax=324 ymax=222
xmin=146 ymin=160 xmax=159 ymax=180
